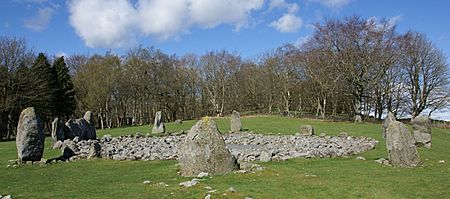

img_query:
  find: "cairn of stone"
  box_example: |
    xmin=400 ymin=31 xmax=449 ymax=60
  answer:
xmin=299 ymin=125 xmax=314 ymax=136
xmin=382 ymin=112 xmax=396 ymax=139
xmin=411 ymin=116 xmax=432 ymax=148
xmin=152 ymin=111 xmax=165 ymax=134
xmin=178 ymin=117 xmax=237 ymax=177
xmin=230 ymin=110 xmax=242 ymax=133
xmin=16 ymin=107 xmax=45 ymax=162
xmin=385 ymin=121 xmax=420 ymax=167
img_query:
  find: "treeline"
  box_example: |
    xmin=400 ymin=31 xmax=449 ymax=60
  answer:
xmin=1 ymin=16 xmax=449 ymax=139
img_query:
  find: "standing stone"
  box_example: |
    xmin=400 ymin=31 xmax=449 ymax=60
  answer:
xmin=178 ymin=117 xmax=237 ymax=177
xmin=385 ymin=121 xmax=420 ymax=167
xmin=230 ymin=110 xmax=242 ymax=133
xmin=65 ymin=119 xmax=81 ymax=139
xmin=51 ymin=118 xmax=65 ymax=146
xmin=152 ymin=111 xmax=165 ymax=134
xmin=411 ymin=116 xmax=432 ymax=148
xmin=299 ymin=125 xmax=314 ymax=136
xmin=16 ymin=107 xmax=45 ymax=162
xmin=83 ymin=111 xmax=97 ymax=140
xmin=382 ymin=112 xmax=396 ymax=139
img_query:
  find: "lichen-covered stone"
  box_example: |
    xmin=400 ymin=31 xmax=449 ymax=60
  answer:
xmin=152 ymin=111 xmax=165 ymax=134
xmin=386 ymin=121 xmax=420 ymax=167
xmin=178 ymin=118 xmax=237 ymax=176
xmin=300 ymin=125 xmax=314 ymax=136
xmin=411 ymin=116 xmax=432 ymax=148
xmin=230 ymin=111 xmax=242 ymax=133
xmin=382 ymin=112 xmax=396 ymax=139
xmin=16 ymin=107 xmax=45 ymax=162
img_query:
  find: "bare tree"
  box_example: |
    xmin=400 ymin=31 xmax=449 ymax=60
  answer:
xmin=398 ymin=31 xmax=450 ymax=117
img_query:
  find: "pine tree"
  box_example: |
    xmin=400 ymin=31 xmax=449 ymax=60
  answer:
xmin=29 ymin=53 xmax=59 ymax=119
xmin=53 ymin=56 xmax=76 ymax=118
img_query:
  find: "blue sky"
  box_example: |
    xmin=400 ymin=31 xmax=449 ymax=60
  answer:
xmin=0 ymin=0 xmax=449 ymax=61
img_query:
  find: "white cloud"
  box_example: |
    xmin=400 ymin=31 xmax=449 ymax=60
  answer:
xmin=270 ymin=13 xmax=302 ymax=33
xmin=311 ymin=0 xmax=352 ymax=9
xmin=190 ymin=0 xmax=264 ymax=31
xmin=268 ymin=0 xmax=299 ymax=13
xmin=23 ymin=7 xmax=54 ymax=32
xmin=68 ymin=0 xmax=264 ymax=48
xmin=69 ymin=0 xmax=138 ymax=48
xmin=268 ymin=0 xmax=301 ymax=33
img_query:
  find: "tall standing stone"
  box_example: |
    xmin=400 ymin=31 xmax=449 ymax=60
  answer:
xmin=382 ymin=112 xmax=396 ymax=139
xmin=385 ymin=121 xmax=420 ymax=167
xmin=65 ymin=119 xmax=82 ymax=139
xmin=51 ymin=118 xmax=65 ymax=147
xmin=83 ymin=111 xmax=97 ymax=140
xmin=178 ymin=117 xmax=237 ymax=177
xmin=152 ymin=111 xmax=165 ymax=134
xmin=16 ymin=107 xmax=45 ymax=162
xmin=230 ymin=110 xmax=242 ymax=133
xmin=411 ymin=116 xmax=432 ymax=148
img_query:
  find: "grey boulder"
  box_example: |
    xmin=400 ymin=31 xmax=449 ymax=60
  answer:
xmin=411 ymin=116 xmax=432 ymax=148
xmin=299 ymin=125 xmax=314 ymax=136
xmin=178 ymin=118 xmax=237 ymax=177
xmin=230 ymin=110 xmax=242 ymax=133
xmin=152 ymin=111 xmax=165 ymax=134
xmin=16 ymin=107 xmax=45 ymax=162
xmin=385 ymin=121 xmax=420 ymax=167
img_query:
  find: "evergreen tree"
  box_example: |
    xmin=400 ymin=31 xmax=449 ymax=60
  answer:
xmin=29 ymin=53 xmax=59 ymax=119
xmin=53 ymin=56 xmax=76 ymax=118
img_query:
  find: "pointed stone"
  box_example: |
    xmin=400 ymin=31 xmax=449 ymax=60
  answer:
xmin=385 ymin=121 xmax=420 ymax=167
xmin=178 ymin=117 xmax=237 ymax=176
xmin=382 ymin=112 xmax=396 ymax=139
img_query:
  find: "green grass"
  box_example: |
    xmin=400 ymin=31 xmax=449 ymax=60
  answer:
xmin=1 ymin=115 xmax=449 ymax=198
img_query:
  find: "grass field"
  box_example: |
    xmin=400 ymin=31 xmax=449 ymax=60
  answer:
xmin=1 ymin=116 xmax=449 ymax=198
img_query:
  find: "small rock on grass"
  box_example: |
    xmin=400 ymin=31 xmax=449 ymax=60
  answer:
xmin=179 ymin=179 xmax=199 ymax=187
xmin=143 ymin=180 xmax=151 ymax=184
xmin=375 ymin=158 xmax=390 ymax=166
xmin=438 ymin=160 xmax=445 ymax=164
xmin=197 ymin=172 xmax=209 ymax=178
xmin=356 ymin=156 xmax=366 ymax=160
xmin=204 ymin=194 xmax=211 ymax=199
xmin=2 ymin=195 xmax=12 ymax=199
xmin=227 ymin=187 xmax=236 ymax=192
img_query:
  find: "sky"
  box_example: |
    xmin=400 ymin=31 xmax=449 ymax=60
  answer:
xmin=0 ymin=0 xmax=449 ymax=120
xmin=1 ymin=0 xmax=450 ymax=61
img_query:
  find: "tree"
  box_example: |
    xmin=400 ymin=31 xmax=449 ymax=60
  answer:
xmin=398 ymin=31 xmax=450 ymax=117
xmin=28 ymin=53 xmax=59 ymax=119
xmin=53 ymin=56 xmax=76 ymax=119
xmin=0 ymin=37 xmax=34 ymax=139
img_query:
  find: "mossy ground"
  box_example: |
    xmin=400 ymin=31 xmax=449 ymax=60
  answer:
xmin=1 ymin=116 xmax=449 ymax=198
